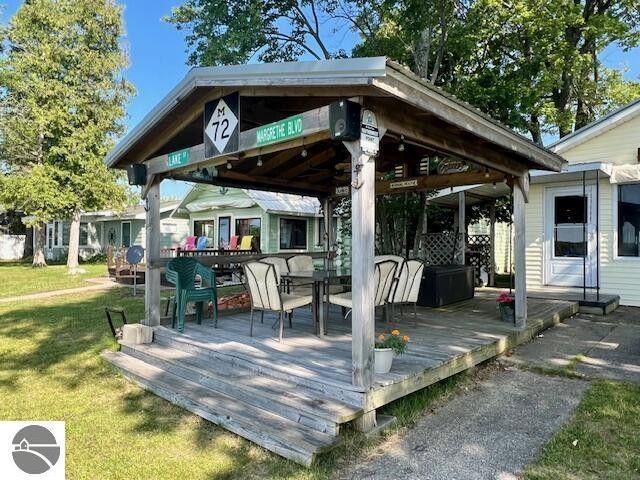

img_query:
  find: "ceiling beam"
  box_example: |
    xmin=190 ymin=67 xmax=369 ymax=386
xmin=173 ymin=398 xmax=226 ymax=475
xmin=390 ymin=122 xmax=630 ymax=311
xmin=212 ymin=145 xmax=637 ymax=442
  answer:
xmin=375 ymin=170 xmax=507 ymax=195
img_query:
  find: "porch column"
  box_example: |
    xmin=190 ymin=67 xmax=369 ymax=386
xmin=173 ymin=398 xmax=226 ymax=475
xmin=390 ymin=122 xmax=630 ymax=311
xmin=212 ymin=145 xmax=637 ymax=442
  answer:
xmin=322 ymin=197 xmax=333 ymax=269
xmin=144 ymin=178 xmax=161 ymax=327
xmin=458 ymin=191 xmax=466 ymax=264
xmin=344 ymin=141 xmax=376 ymax=391
xmin=513 ymin=180 xmax=527 ymax=327
xmin=489 ymin=201 xmax=496 ymax=287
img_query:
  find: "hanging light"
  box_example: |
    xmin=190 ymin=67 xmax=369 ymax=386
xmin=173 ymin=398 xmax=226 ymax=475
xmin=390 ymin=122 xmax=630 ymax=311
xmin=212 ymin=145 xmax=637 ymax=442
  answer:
xmin=492 ymin=182 xmax=497 ymax=190
xmin=256 ymin=155 xmax=263 ymax=167
xmin=484 ymin=168 xmax=490 ymax=178
xmin=226 ymin=161 xmax=232 ymax=170
xmin=301 ymin=148 xmax=308 ymax=158
xmin=398 ymin=135 xmax=405 ymax=152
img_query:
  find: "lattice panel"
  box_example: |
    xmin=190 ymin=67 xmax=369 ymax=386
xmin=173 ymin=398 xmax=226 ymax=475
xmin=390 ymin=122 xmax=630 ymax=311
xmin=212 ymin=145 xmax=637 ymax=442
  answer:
xmin=421 ymin=232 xmax=464 ymax=265
xmin=466 ymin=234 xmax=492 ymax=284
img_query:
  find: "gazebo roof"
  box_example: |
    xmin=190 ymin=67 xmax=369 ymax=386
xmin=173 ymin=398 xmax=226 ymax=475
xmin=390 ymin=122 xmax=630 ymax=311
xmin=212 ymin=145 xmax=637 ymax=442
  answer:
xmin=106 ymin=57 xmax=564 ymax=180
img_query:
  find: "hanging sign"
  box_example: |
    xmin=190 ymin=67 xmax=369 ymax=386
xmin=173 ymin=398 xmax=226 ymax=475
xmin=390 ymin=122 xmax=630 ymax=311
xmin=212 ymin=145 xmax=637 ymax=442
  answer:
xmin=390 ymin=179 xmax=418 ymax=190
xmin=334 ymin=185 xmax=350 ymax=197
xmin=256 ymin=114 xmax=304 ymax=147
xmin=166 ymin=148 xmax=190 ymax=169
xmin=204 ymin=92 xmax=240 ymax=158
xmin=360 ymin=109 xmax=379 ymax=155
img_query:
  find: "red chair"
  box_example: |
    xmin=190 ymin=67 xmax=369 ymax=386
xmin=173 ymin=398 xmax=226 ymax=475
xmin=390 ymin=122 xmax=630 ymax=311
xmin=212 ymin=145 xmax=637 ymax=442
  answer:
xmin=184 ymin=236 xmax=197 ymax=251
xmin=229 ymin=235 xmax=239 ymax=250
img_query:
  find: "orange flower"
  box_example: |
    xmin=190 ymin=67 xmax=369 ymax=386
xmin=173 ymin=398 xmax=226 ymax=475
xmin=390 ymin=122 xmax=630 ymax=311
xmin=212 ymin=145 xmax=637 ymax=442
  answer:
xmin=378 ymin=334 xmax=385 ymax=342
xmin=403 ymin=335 xmax=410 ymax=342
xmin=391 ymin=329 xmax=400 ymax=336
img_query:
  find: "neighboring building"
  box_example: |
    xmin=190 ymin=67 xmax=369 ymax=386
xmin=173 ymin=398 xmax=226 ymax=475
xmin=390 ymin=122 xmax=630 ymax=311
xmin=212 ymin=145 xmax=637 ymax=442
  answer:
xmin=39 ymin=201 xmax=189 ymax=261
xmin=172 ymin=185 xmax=339 ymax=254
xmin=524 ymin=99 xmax=640 ymax=306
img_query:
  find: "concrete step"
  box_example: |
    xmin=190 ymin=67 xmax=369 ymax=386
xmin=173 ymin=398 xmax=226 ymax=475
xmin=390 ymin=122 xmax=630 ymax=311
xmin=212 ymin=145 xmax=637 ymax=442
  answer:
xmin=120 ymin=341 xmax=362 ymax=436
xmin=102 ymin=350 xmax=337 ymax=466
xmin=152 ymin=325 xmax=366 ymax=406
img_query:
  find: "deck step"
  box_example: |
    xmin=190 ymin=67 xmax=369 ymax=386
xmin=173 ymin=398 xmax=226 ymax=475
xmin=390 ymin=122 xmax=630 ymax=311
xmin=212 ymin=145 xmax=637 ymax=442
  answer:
xmin=152 ymin=325 xmax=366 ymax=406
xmin=120 ymin=341 xmax=362 ymax=435
xmin=102 ymin=350 xmax=337 ymax=466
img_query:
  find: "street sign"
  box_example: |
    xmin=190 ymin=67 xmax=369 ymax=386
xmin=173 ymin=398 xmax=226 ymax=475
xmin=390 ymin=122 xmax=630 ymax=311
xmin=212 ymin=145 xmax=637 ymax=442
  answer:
xmin=256 ymin=114 xmax=304 ymax=147
xmin=204 ymin=92 xmax=240 ymax=158
xmin=360 ymin=109 xmax=379 ymax=155
xmin=389 ymin=179 xmax=418 ymax=190
xmin=166 ymin=148 xmax=190 ymax=169
xmin=334 ymin=185 xmax=350 ymax=196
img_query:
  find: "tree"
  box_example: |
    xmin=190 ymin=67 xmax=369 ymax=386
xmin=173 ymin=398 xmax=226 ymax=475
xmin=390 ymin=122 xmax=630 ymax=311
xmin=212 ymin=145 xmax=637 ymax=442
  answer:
xmin=0 ymin=0 xmax=134 ymax=270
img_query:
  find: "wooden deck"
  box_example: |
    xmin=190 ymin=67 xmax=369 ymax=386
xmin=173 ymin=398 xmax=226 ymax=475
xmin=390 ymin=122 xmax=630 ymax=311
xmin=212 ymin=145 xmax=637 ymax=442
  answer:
xmin=104 ymin=289 xmax=578 ymax=466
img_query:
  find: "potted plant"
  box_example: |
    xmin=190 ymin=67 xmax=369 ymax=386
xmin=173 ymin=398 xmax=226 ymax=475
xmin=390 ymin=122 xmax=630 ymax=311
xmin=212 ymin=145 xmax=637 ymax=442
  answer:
xmin=374 ymin=329 xmax=410 ymax=373
xmin=496 ymin=292 xmax=515 ymax=323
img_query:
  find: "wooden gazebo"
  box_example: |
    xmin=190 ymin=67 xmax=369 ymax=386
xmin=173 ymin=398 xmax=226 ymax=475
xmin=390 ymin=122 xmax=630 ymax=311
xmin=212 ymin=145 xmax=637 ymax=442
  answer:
xmin=106 ymin=57 xmax=565 ymax=435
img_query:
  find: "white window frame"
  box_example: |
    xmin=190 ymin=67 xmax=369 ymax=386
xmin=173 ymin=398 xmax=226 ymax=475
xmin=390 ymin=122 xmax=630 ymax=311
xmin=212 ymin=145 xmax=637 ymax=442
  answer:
xmin=278 ymin=216 xmax=308 ymax=252
xmin=79 ymin=222 xmax=89 ymax=247
xmin=612 ymin=182 xmax=640 ymax=262
xmin=120 ymin=221 xmax=132 ymax=248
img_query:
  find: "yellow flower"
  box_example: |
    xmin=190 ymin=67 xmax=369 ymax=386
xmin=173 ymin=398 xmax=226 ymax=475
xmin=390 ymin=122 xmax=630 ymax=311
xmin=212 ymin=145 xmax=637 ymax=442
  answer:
xmin=403 ymin=335 xmax=410 ymax=342
xmin=391 ymin=329 xmax=400 ymax=336
xmin=378 ymin=334 xmax=385 ymax=342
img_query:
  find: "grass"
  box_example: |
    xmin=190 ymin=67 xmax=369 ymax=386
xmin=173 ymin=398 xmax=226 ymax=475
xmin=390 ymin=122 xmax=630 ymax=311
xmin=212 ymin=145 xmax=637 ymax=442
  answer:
xmin=524 ymin=380 xmax=640 ymax=480
xmin=0 ymin=287 xmax=474 ymax=479
xmin=0 ymin=260 xmax=107 ymax=298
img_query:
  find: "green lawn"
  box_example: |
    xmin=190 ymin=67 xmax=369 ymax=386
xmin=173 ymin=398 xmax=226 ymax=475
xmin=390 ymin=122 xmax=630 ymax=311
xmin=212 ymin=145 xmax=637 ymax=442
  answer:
xmin=0 ymin=261 xmax=108 ymax=298
xmin=525 ymin=380 xmax=640 ymax=480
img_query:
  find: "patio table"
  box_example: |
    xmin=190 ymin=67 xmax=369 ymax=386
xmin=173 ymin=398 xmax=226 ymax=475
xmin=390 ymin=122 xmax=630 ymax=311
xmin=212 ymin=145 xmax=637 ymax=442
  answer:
xmin=281 ymin=268 xmax=351 ymax=338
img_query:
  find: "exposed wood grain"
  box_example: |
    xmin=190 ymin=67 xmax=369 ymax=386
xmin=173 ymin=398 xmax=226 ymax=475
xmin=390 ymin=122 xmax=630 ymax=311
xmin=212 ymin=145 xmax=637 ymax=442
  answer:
xmin=144 ymin=180 xmax=161 ymax=326
xmin=514 ymin=181 xmax=527 ymax=326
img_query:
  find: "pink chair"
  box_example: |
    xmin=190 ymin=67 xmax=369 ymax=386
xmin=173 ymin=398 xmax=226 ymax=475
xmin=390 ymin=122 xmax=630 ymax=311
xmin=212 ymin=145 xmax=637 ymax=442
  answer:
xmin=229 ymin=236 xmax=239 ymax=250
xmin=184 ymin=236 xmax=197 ymax=251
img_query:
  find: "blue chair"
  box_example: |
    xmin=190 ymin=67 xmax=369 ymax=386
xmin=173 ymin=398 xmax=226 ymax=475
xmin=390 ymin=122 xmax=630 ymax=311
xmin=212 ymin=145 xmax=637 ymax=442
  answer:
xmin=196 ymin=236 xmax=208 ymax=250
xmin=165 ymin=257 xmax=218 ymax=333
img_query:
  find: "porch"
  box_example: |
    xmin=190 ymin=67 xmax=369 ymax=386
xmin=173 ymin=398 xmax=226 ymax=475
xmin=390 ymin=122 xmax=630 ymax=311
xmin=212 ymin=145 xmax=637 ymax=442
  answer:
xmin=104 ymin=291 xmax=578 ymax=465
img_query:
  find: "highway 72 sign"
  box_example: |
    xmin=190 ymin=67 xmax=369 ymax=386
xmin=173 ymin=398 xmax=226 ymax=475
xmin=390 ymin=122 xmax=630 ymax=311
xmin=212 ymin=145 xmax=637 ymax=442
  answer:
xmin=204 ymin=92 xmax=240 ymax=158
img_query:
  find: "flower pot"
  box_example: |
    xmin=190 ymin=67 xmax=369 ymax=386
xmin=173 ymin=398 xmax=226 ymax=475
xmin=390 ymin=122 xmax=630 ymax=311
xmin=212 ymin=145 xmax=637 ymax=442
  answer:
xmin=374 ymin=348 xmax=394 ymax=374
xmin=499 ymin=303 xmax=515 ymax=323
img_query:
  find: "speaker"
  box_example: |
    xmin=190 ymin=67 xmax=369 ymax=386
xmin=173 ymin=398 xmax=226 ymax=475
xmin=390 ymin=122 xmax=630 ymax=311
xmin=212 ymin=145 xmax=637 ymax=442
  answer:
xmin=126 ymin=164 xmax=147 ymax=186
xmin=329 ymin=100 xmax=361 ymax=141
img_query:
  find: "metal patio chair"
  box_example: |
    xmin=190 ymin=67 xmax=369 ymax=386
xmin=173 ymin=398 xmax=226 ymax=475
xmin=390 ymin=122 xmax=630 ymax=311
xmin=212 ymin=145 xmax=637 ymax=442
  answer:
xmin=243 ymin=261 xmax=312 ymax=341
xmin=166 ymin=257 xmax=218 ymax=333
xmin=393 ymin=260 xmax=425 ymax=326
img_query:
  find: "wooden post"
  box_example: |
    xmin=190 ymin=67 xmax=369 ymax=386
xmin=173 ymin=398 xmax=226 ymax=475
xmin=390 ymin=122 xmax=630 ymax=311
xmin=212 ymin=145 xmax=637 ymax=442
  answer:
xmin=344 ymin=141 xmax=376 ymax=391
xmin=513 ymin=181 xmax=527 ymax=327
xmin=458 ymin=191 xmax=466 ymax=264
xmin=144 ymin=178 xmax=161 ymax=327
xmin=489 ymin=201 xmax=496 ymax=287
xmin=322 ymin=197 xmax=333 ymax=269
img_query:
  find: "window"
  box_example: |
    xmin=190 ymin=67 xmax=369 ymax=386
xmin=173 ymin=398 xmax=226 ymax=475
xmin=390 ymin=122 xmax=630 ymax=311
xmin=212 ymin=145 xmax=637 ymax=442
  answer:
xmin=53 ymin=221 xmax=59 ymax=247
xmin=62 ymin=223 xmax=70 ymax=246
xmin=193 ymin=220 xmax=214 ymax=239
xmin=161 ymin=223 xmax=178 ymax=234
xmin=121 ymin=222 xmax=131 ymax=247
xmin=218 ymin=216 xmax=231 ymax=248
xmin=235 ymin=218 xmax=261 ymax=237
xmin=618 ymin=184 xmax=640 ymax=257
xmin=79 ymin=223 xmax=89 ymax=246
xmin=554 ymin=195 xmax=586 ymax=257
xmin=280 ymin=218 xmax=307 ymax=250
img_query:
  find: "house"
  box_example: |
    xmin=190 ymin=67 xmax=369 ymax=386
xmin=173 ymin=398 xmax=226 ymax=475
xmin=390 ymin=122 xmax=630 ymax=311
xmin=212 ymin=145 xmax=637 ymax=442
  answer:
xmin=171 ymin=185 xmax=340 ymax=254
xmin=40 ymin=201 xmax=189 ymax=261
xmin=524 ymin=98 xmax=640 ymax=306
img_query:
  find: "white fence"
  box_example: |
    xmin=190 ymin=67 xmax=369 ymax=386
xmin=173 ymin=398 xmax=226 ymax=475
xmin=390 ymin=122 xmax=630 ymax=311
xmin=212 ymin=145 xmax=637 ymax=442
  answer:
xmin=0 ymin=234 xmax=26 ymax=260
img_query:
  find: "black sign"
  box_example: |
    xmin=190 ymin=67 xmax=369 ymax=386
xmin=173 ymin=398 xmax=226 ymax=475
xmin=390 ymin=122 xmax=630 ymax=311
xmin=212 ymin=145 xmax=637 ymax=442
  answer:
xmin=204 ymin=92 xmax=240 ymax=158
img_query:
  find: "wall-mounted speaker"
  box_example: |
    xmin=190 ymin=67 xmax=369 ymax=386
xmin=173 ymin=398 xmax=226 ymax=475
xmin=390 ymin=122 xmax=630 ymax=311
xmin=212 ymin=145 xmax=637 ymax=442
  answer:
xmin=329 ymin=100 xmax=361 ymax=141
xmin=126 ymin=164 xmax=147 ymax=186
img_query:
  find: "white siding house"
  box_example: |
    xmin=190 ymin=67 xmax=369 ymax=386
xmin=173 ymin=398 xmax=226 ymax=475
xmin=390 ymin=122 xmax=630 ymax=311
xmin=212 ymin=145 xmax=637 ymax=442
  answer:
xmin=525 ymin=99 xmax=640 ymax=306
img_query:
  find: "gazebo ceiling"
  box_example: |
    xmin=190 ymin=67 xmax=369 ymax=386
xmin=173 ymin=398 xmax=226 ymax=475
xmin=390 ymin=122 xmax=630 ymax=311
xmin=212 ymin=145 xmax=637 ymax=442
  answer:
xmin=106 ymin=57 xmax=565 ymax=197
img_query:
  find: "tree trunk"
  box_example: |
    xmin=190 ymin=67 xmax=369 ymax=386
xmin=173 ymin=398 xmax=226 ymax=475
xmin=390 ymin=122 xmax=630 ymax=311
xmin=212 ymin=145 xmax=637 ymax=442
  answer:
xmin=32 ymin=222 xmax=47 ymax=267
xmin=66 ymin=210 xmax=85 ymax=274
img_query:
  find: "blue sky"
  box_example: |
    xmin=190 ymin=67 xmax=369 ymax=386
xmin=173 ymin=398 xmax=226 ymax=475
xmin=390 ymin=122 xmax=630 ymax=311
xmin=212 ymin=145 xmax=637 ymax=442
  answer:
xmin=2 ymin=1 xmax=639 ymax=198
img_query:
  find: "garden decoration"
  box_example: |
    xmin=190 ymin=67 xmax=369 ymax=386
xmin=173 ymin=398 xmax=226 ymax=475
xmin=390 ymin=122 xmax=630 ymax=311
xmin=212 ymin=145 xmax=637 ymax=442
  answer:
xmin=374 ymin=329 xmax=410 ymax=373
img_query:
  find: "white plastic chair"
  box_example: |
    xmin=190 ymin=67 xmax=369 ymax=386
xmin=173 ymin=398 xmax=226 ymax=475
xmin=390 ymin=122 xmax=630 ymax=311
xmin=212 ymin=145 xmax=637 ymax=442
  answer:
xmin=243 ymin=261 xmax=312 ymax=341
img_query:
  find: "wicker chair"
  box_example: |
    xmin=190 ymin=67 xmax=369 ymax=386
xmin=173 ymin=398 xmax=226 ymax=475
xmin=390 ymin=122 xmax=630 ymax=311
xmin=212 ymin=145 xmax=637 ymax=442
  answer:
xmin=166 ymin=257 xmax=218 ymax=333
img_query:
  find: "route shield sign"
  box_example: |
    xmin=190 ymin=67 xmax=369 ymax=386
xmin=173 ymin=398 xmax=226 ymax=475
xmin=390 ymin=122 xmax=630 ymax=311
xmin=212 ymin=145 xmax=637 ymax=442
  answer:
xmin=360 ymin=109 xmax=379 ymax=155
xmin=204 ymin=92 xmax=240 ymax=158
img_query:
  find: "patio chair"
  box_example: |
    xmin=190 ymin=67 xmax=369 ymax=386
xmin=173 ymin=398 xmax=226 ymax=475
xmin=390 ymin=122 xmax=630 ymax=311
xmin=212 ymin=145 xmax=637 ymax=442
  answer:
xmin=239 ymin=235 xmax=253 ymax=250
xmin=184 ymin=236 xmax=197 ymax=251
xmin=260 ymin=256 xmax=290 ymax=290
xmin=375 ymin=255 xmax=405 ymax=311
xmin=166 ymin=257 xmax=218 ymax=333
xmin=392 ymin=260 xmax=425 ymax=326
xmin=287 ymin=255 xmax=314 ymax=272
xmin=243 ymin=261 xmax=312 ymax=341
xmin=327 ymin=260 xmax=397 ymax=324
xmin=196 ymin=236 xmax=208 ymax=250
xmin=229 ymin=235 xmax=239 ymax=249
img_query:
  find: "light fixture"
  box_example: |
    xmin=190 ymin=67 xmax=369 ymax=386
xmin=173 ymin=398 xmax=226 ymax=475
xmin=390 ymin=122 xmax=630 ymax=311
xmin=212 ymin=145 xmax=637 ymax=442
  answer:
xmin=492 ymin=182 xmax=497 ymax=190
xmin=256 ymin=155 xmax=263 ymax=167
xmin=484 ymin=168 xmax=490 ymax=178
xmin=398 ymin=135 xmax=405 ymax=152
xmin=301 ymin=148 xmax=308 ymax=158
xmin=226 ymin=161 xmax=232 ymax=170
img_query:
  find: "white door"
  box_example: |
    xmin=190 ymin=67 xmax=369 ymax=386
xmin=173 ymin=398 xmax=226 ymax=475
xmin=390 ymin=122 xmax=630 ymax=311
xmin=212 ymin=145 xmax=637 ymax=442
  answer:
xmin=545 ymin=185 xmax=597 ymax=287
